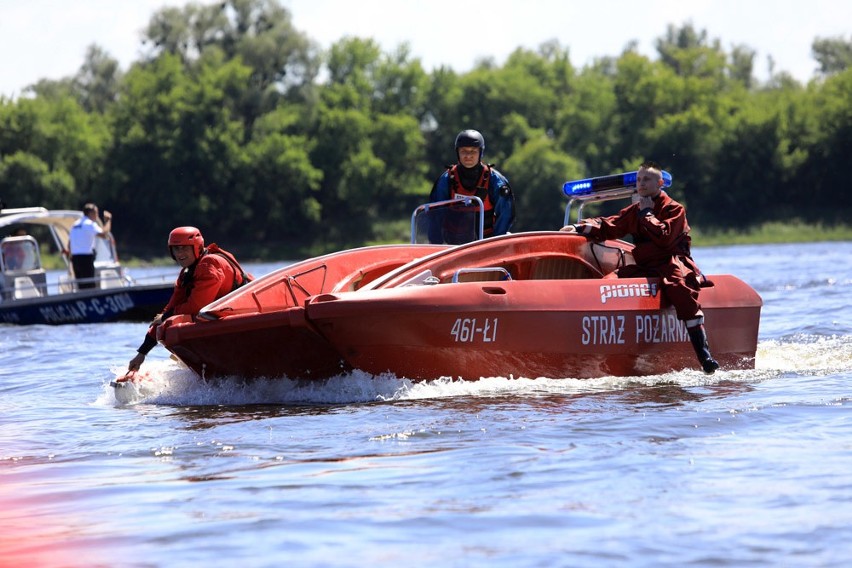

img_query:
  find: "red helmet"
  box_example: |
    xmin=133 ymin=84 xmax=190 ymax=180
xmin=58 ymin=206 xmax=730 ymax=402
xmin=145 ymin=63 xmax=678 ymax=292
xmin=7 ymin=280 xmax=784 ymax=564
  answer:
xmin=168 ymin=226 xmax=204 ymax=259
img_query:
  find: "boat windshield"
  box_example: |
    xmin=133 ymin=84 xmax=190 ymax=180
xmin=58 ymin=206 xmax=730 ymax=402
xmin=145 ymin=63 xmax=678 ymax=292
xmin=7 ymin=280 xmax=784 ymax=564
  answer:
xmin=410 ymin=196 xmax=485 ymax=245
xmin=1 ymin=236 xmax=41 ymax=272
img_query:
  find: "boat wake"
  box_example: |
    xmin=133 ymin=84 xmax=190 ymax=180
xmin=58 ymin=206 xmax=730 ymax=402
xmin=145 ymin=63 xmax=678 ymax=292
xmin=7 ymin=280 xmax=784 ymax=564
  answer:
xmin=756 ymin=334 xmax=852 ymax=375
xmin=98 ymin=336 xmax=851 ymax=407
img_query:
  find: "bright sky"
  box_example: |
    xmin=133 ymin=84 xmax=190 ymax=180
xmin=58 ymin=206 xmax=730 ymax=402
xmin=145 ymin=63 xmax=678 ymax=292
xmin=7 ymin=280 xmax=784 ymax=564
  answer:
xmin=2 ymin=0 xmax=850 ymax=98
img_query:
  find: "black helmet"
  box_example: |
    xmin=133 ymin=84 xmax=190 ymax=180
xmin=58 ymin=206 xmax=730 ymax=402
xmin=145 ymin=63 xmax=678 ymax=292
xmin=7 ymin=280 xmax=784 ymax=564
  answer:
xmin=454 ymin=129 xmax=485 ymax=160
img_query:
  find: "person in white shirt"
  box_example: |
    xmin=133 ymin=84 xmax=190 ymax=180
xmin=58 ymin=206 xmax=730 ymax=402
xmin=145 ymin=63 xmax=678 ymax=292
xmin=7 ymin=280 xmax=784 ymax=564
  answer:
xmin=68 ymin=203 xmax=112 ymax=289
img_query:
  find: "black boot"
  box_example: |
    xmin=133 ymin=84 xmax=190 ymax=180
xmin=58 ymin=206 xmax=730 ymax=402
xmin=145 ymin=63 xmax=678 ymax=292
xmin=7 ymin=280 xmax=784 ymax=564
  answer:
xmin=687 ymin=324 xmax=720 ymax=374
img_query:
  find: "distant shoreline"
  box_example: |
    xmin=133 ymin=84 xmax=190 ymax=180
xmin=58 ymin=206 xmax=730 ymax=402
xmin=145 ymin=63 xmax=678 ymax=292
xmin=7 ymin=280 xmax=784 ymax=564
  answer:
xmin=692 ymin=221 xmax=852 ymax=247
xmin=35 ymin=221 xmax=851 ymax=269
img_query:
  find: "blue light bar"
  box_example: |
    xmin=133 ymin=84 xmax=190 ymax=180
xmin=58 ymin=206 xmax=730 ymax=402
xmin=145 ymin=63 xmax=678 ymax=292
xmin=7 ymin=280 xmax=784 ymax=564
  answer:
xmin=562 ymin=170 xmax=672 ymax=197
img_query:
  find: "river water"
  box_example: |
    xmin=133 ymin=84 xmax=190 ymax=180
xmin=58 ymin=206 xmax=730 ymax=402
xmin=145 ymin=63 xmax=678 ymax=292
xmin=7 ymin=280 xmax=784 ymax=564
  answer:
xmin=2 ymin=241 xmax=851 ymax=567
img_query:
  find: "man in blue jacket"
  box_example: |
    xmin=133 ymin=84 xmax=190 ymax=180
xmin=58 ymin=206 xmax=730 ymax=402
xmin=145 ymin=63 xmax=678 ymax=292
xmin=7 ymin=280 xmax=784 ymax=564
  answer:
xmin=428 ymin=129 xmax=515 ymax=244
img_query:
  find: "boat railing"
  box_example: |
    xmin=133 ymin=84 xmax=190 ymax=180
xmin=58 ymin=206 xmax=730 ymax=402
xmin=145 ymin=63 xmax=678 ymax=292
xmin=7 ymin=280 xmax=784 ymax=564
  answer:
xmin=564 ymin=187 xmax=635 ymax=225
xmin=0 ymin=270 xmax=174 ymax=302
xmin=411 ymin=196 xmax=485 ymax=245
xmin=57 ymin=272 xmax=134 ymax=293
xmin=62 ymin=271 xmax=174 ymax=292
xmin=284 ymin=264 xmax=327 ymax=305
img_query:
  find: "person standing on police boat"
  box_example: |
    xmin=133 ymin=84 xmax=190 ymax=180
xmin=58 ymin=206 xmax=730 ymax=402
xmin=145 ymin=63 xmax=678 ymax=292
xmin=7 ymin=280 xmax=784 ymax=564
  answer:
xmin=68 ymin=202 xmax=112 ymax=290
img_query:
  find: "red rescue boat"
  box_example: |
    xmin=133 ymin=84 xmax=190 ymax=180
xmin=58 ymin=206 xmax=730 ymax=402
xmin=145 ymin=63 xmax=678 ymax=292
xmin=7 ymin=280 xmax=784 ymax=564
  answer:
xmin=153 ymin=174 xmax=762 ymax=382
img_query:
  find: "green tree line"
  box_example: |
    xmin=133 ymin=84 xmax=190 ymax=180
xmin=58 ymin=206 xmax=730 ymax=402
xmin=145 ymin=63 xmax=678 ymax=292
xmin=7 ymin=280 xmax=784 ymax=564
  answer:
xmin=1 ymin=0 xmax=851 ymax=259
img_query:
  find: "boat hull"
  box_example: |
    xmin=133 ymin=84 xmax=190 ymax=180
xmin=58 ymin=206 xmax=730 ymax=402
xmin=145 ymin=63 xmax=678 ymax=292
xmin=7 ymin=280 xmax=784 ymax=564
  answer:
xmin=305 ymin=276 xmax=762 ymax=379
xmin=0 ymin=283 xmax=174 ymax=325
xmin=161 ymin=308 xmax=347 ymax=380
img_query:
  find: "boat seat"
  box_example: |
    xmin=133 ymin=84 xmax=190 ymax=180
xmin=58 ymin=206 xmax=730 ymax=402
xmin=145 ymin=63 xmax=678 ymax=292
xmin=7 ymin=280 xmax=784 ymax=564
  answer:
xmin=98 ymin=268 xmax=123 ymax=289
xmin=532 ymin=257 xmax=594 ymax=280
xmin=14 ymin=275 xmax=44 ymax=299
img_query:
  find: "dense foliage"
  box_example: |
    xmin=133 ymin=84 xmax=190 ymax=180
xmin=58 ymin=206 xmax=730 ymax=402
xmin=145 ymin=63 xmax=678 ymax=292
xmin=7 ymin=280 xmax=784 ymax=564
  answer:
xmin=1 ymin=0 xmax=850 ymax=259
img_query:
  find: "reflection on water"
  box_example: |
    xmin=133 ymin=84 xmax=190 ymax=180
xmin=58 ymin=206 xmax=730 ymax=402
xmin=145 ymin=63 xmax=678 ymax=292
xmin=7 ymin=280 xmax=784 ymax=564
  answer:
xmin=612 ymin=380 xmax=755 ymax=408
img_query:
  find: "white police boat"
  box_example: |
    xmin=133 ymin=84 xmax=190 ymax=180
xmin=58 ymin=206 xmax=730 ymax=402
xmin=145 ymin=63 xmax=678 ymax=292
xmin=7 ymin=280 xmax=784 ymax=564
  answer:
xmin=0 ymin=207 xmax=174 ymax=325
